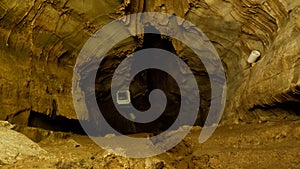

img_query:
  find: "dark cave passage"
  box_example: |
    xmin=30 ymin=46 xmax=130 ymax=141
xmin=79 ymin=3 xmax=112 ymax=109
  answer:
xmin=280 ymin=101 xmax=300 ymax=116
xmin=96 ymin=26 xmax=182 ymax=135
xmin=250 ymin=100 xmax=300 ymax=119
xmin=28 ymin=111 xmax=86 ymax=135
xmin=94 ymin=25 xmax=212 ymax=135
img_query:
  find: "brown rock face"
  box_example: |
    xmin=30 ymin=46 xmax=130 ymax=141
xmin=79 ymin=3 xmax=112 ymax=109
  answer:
xmin=0 ymin=0 xmax=122 ymax=125
xmin=223 ymin=1 xmax=300 ymax=123
xmin=0 ymin=0 xmax=299 ymax=133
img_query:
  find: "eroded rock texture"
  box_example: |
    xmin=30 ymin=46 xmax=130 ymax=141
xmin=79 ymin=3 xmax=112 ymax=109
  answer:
xmin=0 ymin=121 xmax=48 ymax=165
xmin=0 ymin=0 xmax=122 ymax=125
xmin=0 ymin=0 xmax=299 ymax=132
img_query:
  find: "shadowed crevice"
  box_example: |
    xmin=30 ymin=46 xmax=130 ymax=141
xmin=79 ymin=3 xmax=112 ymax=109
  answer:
xmin=28 ymin=111 xmax=86 ymax=135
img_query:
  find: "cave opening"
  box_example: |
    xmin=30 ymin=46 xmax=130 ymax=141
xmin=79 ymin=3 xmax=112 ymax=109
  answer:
xmin=15 ymin=25 xmax=211 ymax=137
xmin=279 ymin=101 xmax=300 ymax=116
xmin=96 ymin=25 xmax=183 ymax=135
xmin=27 ymin=111 xmax=86 ymax=135
xmin=95 ymin=25 xmax=211 ymax=136
xmin=250 ymin=100 xmax=300 ymax=120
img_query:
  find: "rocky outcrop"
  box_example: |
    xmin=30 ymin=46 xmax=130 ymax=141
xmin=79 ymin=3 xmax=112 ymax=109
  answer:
xmin=0 ymin=0 xmax=299 ymax=131
xmin=0 ymin=121 xmax=48 ymax=165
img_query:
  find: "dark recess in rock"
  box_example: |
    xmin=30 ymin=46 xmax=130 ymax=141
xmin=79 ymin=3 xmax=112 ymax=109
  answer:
xmin=28 ymin=111 xmax=85 ymax=135
xmin=93 ymin=25 xmax=211 ymax=135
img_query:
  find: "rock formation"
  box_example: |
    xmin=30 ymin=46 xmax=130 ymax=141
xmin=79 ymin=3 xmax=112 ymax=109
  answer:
xmin=0 ymin=0 xmax=299 ymax=133
xmin=0 ymin=121 xmax=48 ymax=165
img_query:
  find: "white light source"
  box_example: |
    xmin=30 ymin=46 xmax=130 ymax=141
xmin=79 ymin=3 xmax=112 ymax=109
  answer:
xmin=116 ymin=90 xmax=131 ymax=105
xmin=247 ymin=50 xmax=261 ymax=63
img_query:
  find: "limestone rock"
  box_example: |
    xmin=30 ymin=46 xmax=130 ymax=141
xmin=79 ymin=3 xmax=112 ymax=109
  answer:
xmin=0 ymin=121 xmax=49 ymax=165
xmin=0 ymin=0 xmax=299 ymax=131
xmin=225 ymin=5 xmax=300 ymax=123
xmin=0 ymin=0 xmax=122 ymax=121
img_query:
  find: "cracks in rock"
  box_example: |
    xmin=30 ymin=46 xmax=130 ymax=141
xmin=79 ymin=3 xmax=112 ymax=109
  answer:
xmin=50 ymin=99 xmax=57 ymax=118
xmin=247 ymin=61 xmax=300 ymax=88
xmin=28 ymin=1 xmax=46 ymax=60
xmin=56 ymin=50 xmax=70 ymax=64
xmin=16 ymin=0 xmax=36 ymax=26
xmin=5 ymin=0 xmax=36 ymax=47
xmin=230 ymin=0 xmax=280 ymax=46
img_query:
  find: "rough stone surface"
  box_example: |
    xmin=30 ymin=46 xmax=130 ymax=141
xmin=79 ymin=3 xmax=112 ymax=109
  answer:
xmin=0 ymin=121 xmax=299 ymax=168
xmin=0 ymin=0 xmax=299 ymax=129
xmin=0 ymin=121 xmax=48 ymax=165
xmin=0 ymin=0 xmax=122 ymax=122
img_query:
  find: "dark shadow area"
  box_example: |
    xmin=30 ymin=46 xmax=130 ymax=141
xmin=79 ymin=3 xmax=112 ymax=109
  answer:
xmin=28 ymin=111 xmax=86 ymax=135
xmin=94 ymin=25 xmax=211 ymax=136
xmin=97 ymin=69 xmax=181 ymax=136
xmin=250 ymin=101 xmax=300 ymax=116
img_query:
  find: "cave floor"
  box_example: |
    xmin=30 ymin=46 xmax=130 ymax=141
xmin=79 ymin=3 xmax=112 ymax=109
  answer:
xmin=2 ymin=120 xmax=300 ymax=169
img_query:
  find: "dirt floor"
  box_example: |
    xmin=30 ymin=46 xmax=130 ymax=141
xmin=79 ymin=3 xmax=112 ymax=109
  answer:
xmin=1 ymin=120 xmax=300 ymax=169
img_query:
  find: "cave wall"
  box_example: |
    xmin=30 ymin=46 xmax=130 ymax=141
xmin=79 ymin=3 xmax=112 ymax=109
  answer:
xmin=0 ymin=0 xmax=299 ymax=129
xmin=0 ymin=0 xmax=122 ymax=123
xmin=236 ymin=7 xmax=300 ymax=122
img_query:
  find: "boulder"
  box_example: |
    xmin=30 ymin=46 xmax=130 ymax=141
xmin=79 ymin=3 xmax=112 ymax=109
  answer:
xmin=0 ymin=121 xmax=48 ymax=165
